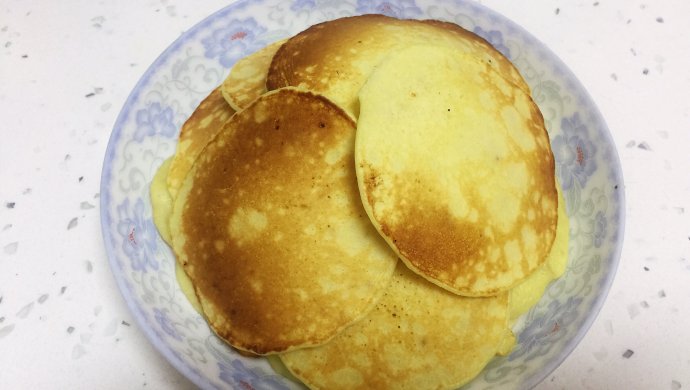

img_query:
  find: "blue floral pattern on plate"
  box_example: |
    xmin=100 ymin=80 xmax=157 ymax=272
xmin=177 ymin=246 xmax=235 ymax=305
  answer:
xmin=134 ymin=102 xmax=177 ymax=142
xmin=512 ymin=297 xmax=583 ymax=362
xmin=116 ymin=198 xmax=159 ymax=272
xmin=202 ymin=17 xmax=268 ymax=67
xmin=290 ymin=0 xmax=315 ymax=12
xmin=355 ymin=0 xmax=423 ymax=18
xmin=552 ymin=112 xmax=598 ymax=191
xmin=154 ymin=308 xmax=184 ymax=341
xmin=101 ymin=1 xmax=625 ymax=389
xmin=593 ymin=211 xmax=607 ymax=248
xmin=219 ymin=360 xmax=292 ymax=390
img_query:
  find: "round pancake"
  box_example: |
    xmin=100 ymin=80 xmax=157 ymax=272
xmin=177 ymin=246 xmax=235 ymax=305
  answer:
xmin=267 ymin=14 xmax=529 ymax=118
xmin=221 ymin=39 xmax=287 ymax=111
xmin=355 ymin=45 xmax=557 ymax=297
xmin=169 ymin=88 xmax=398 ymax=355
xmin=280 ymin=262 xmax=512 ymax=390
xmin=166 ymin=87 xmax=235 ymax=200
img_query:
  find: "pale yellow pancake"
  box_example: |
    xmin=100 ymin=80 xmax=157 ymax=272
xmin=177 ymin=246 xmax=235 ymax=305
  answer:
xmin=280 ymin=262 xmax=512 ymax=390
xmin=355 ymin=45 xmax=557 ymax=297
xmin=221 ymin=39 xmax=286 ymax=111
xmin=267 ymin=14 xmax=529 ymax=118
xmin=169 ymin=88 xmax=398 ymax=355
xmin=150 ymin=157 xmax=174 ymax=245
xmin=165 ymin=87 xmax=235 ymax=200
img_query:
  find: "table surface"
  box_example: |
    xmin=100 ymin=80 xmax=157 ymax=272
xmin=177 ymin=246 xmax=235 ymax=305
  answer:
xmin=1 ymin=0 xmax=688 ymax=389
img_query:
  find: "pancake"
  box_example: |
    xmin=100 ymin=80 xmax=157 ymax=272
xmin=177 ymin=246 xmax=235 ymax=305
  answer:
xmin=221 ymin=39 xmax=286 ymax=111
xmin=169 ymin=88 xmax=398 ymax=355
xmin=355 ymin=45 xmax=557 ymax=297
xmin=280 ymin=262 xmax=512 ymax=390
xmin=150 ymin=157 xmax=174 ymax=245
xmin=165 ymin=87 xmax=235 ymax=200
xmin=267 ymin=14 xmax=529 ymax=118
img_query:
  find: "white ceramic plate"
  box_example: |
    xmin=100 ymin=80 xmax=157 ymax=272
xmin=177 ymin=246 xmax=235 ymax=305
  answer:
xmin=100 ymin=0 xmax=625 ymax=388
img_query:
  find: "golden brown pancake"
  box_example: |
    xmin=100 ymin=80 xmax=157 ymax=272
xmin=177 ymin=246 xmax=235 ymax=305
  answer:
xmin=221 ymin=39 xmax=287 ymax=111
xmin=165 ymin=87 xmax=235 ymax=200
xmin=355 ymin=45 xmax=557 ymax=297
xmin=267 ymin=14 xmax=529 ymax=117
xmin=169 ymin=88 xmax=398 ymax=355
xmin=280 ymin=262 xmax=512 ymax=389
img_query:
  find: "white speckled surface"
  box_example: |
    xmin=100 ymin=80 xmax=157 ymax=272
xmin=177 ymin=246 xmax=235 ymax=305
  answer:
xmin=0 ymin=0 xmax=688 ymax=389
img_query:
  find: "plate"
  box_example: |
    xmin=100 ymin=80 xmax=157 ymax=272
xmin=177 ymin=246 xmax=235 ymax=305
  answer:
xmin=100 ymin=0 xmax=625 ymax=388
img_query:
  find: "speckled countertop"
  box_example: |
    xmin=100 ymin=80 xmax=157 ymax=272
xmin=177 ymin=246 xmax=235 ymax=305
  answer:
xmin=0 ymin=0 xmax=688 ymax=388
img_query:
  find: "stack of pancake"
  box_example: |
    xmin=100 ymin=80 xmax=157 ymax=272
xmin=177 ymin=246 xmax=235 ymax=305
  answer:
xmin=150 ymin=15 xmax=569 ymax=389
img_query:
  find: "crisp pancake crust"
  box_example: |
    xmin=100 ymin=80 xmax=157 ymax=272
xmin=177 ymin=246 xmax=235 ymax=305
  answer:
xmin=170 ymin=88 xmax=398 ymax=355
xmin=280 ymin=262 xmax=511 ymax=390
xmin=355 ymin=45 xmax=557 ymax=297
xmin=267 ymin=14 xmax=529 ymax=118
xmin=166 ymin=87 xmax=235 ymax=200
xmin=221 ymin=39 xmax=286 ymax=111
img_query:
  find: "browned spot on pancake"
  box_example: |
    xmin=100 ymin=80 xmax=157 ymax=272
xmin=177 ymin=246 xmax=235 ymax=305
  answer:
xmin=362 ymin=165 xmax=382 ymax=193
xmin=382 ymin=209 xmax=484 ymax=282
